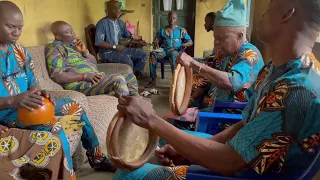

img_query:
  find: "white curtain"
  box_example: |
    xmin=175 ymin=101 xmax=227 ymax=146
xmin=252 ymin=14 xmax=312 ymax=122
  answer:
xmin=176 ymin=0 xmax=184 ymax=10
xmin=163 ymin=0 xmax=172 ymax=11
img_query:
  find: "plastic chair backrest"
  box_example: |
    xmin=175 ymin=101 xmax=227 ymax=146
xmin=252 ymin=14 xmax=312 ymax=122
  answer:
xmin=198 ymin=101 xmax=247 ymax=134
xmin=195 ymin=112 xmax=242 ymax=135
xmin=211 ymin=101 xmax=247 ymax=113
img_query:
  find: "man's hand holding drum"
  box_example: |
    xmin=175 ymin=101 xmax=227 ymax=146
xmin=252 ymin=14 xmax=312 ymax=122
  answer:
xmin=117 ymin=95 xmax=188 ymax=167
xmin=117 ymin=95 xmax=157 ymax=130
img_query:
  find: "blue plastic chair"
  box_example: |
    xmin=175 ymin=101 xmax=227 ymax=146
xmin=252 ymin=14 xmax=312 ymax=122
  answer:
xmin=159 ymin=58 xmax=170 ymax=79
xmin=195 ymin=112 xmax=242 ymax=135
xmin=157 ymin=48 xmax=186 ymax=79
xmin=195 ymin=101 xmax=247 ymax=135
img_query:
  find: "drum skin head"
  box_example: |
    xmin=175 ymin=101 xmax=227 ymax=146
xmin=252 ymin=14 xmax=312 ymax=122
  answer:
xmin=106 ymin=112 xmax=159 ymax=171
xmin=170 ymin=64 xmax=193 ymax=115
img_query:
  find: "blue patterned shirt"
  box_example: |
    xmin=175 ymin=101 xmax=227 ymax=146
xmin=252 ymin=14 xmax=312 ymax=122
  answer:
xmin=95 ymin=17 xmax=131 ymax=54
xmin=154 ymin=26 xmax=192 ymax=50
xmin=197 ymin=42 xmax=264 ymax=111
xmin=230 ymin=54 xmax=320 ymax=174
xmin=0 ymin=44 xmax=38 ymax=121
xmin=0 ymin=44 xmax=37 ymax=97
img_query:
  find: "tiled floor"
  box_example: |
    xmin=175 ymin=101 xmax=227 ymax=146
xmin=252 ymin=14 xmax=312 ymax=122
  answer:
xmin=77 ymin=67 xmax=173 ymax=180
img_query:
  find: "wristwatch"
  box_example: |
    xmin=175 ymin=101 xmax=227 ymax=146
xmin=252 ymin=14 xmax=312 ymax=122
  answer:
xmin=113 ymin=45 xmax=116 ymax=49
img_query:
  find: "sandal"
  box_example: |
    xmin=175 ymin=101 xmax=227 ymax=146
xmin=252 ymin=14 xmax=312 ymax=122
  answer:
xmin=149 ymin=88 xmax=161 ymax=95
xmin=140 ymin=90 xmax=152 ymax=98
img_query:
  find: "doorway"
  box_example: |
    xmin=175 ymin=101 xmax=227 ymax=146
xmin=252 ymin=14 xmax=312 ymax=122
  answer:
xmin=152 ymin=0 xmax=196 ymax=56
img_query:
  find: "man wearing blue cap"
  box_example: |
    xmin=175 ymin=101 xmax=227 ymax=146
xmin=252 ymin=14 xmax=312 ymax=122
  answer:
xmin=115 ymin=0 xmax=320 ymax=178
xmin=163 ymin=0 xmax=264 ymax=131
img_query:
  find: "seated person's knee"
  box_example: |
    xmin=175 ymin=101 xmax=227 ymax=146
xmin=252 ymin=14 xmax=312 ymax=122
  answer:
xmin=114 ymin=75 xmax=127 ymax=84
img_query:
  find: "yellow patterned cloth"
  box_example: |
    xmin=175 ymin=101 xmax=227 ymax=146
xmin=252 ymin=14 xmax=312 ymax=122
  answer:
xmin=0 ymin=129 xmax=74 ymax=180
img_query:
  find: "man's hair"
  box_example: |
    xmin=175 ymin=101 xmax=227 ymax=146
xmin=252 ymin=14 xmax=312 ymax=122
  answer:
xmin=206 ymin=12 xmax=216 ymax=21
xmin=298 ymin=0 xmax=320 ymax=30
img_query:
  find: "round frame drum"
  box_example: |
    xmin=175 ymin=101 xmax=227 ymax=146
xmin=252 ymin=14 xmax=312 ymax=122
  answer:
xmin=169 ymin=64 xmax=193 ymax=115
xmin=106 ymin=112 xmax=159 ymax=171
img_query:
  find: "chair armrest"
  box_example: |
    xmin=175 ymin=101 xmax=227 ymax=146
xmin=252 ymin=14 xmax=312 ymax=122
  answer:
xmin=212 ymin=102 xmax=247 ymax=113
xmin=186 ymin=165 xmax=235 ymax=180
xmin=97 ymin=63 xmax=133 ymax=74
xmin=186 ymin=165 xmax=259 ymax=180
xmin=195 ymin=112 xmax=242 ymax=134
xmin=186 ymin=165 xmax=300 ymax=180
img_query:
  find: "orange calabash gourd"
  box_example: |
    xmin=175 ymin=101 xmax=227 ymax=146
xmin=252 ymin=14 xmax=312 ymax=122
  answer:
xmin=18 ymin=98 xmax=55 ymax=125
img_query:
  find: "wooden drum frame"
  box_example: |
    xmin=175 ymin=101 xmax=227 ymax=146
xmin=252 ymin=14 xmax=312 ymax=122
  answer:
xmin=169 ymin=64 xmax=193 ymax=115
xmin=106 ymin=112 xmax=159 ymax=171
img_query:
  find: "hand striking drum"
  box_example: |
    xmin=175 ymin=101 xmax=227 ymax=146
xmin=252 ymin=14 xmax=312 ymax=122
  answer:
xmin=106 ymin=63 xmax=192 ymax=171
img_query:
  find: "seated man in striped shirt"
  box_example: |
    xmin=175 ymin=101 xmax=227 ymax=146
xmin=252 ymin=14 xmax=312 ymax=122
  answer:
xmin=45 ymin=21 xmax=139 ymax=97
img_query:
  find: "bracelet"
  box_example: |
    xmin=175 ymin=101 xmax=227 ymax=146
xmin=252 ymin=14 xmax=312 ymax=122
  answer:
xmin=81 ymin=73 xmax=85 ymax=81
xmin=198 ymin=63 xmax=204 ymax=73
